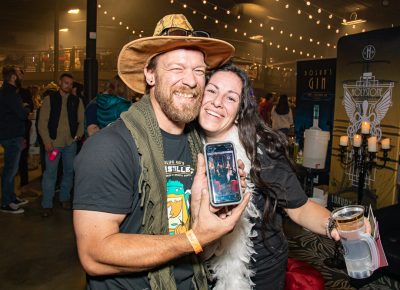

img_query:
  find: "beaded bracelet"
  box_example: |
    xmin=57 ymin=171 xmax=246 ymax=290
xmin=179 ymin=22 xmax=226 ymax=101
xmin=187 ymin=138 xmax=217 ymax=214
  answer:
xmin=186 ymin=230 xmax=203 ymax=254
xmin=325 ymin=217 xmax=336 ymax=239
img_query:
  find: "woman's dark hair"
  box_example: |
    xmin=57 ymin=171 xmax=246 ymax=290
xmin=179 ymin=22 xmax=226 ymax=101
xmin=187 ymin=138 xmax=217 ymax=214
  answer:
xmin=275 ymin=94 xmax=290 ymax=115
xmin=207 ymin=62 xmax=293 ymax=229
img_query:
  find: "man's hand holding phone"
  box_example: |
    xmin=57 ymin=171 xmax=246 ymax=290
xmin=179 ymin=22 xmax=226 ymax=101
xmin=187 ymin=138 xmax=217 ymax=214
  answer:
xmin=190 ymin=154 xmax=250 ymax=248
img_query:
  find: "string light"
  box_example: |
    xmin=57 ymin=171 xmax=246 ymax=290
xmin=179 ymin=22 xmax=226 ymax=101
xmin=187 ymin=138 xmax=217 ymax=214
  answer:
xmin=165 ymin=0 xmax=331 ymax=59
xmin=97 ymin=4 xmax=145 ymax=39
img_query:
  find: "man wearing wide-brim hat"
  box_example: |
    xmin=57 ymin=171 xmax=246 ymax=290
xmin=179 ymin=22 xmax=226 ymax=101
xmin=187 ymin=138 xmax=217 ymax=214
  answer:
xmin=73 ymin=14 xmax=250 ymax=290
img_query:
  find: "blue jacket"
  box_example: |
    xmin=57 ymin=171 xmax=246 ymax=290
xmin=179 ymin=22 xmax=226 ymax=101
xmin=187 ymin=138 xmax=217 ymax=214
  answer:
xmin=95 ymin=93 xmax=131 ymax=129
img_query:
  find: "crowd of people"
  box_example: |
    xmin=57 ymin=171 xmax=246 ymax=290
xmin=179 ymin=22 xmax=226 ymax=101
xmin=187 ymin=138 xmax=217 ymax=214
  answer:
xmin=0 ymin=66 xmax=136 ymax=216
xmin=0 ymin=13 xmax=372 ymax=290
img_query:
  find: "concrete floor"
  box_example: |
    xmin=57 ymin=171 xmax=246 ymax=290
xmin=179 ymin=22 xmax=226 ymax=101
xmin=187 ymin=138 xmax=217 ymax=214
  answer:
xmin=0 ymin=165 xmax=86 ymax=290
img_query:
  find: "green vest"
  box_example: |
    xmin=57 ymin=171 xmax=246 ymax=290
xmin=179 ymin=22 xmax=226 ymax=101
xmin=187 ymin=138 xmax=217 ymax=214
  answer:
xmin=121 ymin=95 xmax=207 ymax=290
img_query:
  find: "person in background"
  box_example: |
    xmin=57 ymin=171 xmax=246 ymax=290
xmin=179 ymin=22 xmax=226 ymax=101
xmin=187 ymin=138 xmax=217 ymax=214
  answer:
xmin=36 ymin=83 xmax=58 ymax=174
xmin=258 ymin=93 xmax=273 ymax=125
xmin=27 ymin=85 xmax=42 ymax=171
xmin=72 ymin=81 xmax=87 ymax=153
xmin=271 ymin=94 xmax=293 ymax=136
xmin=72 ymin=81 xmax=88 ymax=108
xmin=73 ymin=14 xmax=249 ymax=290
xmin=84 ymin=75 xmax=132 ymax=137
xmin=38 ymin=73 xmax=84 ymax=217
xmin=17 ymin=69 xmax=34 ymax=191
xmin=198 ymin=62 xmax=371 ymax=290
xmin=0 ymin=65 xmax=30 ymax=214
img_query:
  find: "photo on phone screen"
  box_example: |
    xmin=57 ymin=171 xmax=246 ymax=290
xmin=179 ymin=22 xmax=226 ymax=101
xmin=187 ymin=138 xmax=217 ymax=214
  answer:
xmin=204 ymin=142 xmax=242 ymax=207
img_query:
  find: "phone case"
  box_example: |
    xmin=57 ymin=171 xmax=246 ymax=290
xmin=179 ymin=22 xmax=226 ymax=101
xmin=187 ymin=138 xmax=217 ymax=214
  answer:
xmin=204 ymin=141 xmax=243 ymax=207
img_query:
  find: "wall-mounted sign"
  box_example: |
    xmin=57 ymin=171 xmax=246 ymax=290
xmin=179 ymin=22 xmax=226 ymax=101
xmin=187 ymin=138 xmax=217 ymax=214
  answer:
xmin=343 ymin=72 xmax=393 ymax=140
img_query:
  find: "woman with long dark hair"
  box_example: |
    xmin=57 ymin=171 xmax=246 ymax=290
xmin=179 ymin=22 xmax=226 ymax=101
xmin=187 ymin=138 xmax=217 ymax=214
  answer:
xmin=271 ymin=94 xmax=293 ymax=135
xmin=198 ymin=62 xmax=370 ymax=290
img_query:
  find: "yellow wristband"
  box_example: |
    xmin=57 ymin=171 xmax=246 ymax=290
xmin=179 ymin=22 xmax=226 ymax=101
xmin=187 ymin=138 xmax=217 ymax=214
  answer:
xmin=186 ymin=230 xmax=203 ymax=254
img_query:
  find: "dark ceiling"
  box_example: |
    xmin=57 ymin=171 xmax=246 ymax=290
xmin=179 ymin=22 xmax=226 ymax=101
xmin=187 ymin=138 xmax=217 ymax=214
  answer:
xmin=1 ymin=0 xmax=399 ymax=68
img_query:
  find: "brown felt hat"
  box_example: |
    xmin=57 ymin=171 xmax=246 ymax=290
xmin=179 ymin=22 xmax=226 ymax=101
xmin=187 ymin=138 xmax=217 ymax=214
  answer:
xmin=117 ymin=14 xmax=235 ymax=94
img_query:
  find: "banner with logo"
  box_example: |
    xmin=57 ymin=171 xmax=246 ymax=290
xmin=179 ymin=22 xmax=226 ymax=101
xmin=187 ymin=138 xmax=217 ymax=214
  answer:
xmin=330 ymin=27 xmax=400 ymax=208
xmin=295 ymin=59 xmax=336 ymax=183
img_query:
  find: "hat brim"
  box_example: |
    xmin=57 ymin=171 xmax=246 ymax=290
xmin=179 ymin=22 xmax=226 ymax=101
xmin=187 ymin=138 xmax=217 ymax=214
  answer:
xmin=118 ymin=36 xmax=235 ymax=94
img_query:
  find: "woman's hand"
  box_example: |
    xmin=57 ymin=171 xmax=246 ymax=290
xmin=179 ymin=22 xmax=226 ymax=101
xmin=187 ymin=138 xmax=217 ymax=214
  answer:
xmin=330 ymin=217 xmax=372 ymax=241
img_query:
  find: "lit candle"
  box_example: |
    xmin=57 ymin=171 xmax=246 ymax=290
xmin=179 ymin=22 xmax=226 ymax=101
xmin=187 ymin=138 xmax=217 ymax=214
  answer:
xmin=381 ymin=138 xmax=391 ymax=150
xmin=367 ymin=136 xmax=377 ymax=152
xmin=353 ymin=134 xmax=362 ymax=147
xmin=339 ymin=135 xmax=349 ymax=146
xmin=361 ymin=121 xmax=370 ymax=134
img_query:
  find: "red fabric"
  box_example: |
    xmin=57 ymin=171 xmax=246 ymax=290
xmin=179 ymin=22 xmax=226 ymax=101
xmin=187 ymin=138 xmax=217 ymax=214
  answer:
xmin=285 ymin=258 xmax=324 ymax=290
xmin=213 ymin=180 xmax=221 ymax=191
xmin=230 ymin=180 xmax=239 ymax=192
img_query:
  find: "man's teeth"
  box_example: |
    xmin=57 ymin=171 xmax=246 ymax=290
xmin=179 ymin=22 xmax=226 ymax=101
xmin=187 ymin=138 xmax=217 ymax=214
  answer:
xmin=175 ymin=92 xmax=194 ymax=98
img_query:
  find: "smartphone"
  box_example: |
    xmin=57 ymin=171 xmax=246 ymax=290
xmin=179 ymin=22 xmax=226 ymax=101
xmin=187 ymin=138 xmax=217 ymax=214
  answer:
xmin=204 ymin=141 xmax=243 ymax=207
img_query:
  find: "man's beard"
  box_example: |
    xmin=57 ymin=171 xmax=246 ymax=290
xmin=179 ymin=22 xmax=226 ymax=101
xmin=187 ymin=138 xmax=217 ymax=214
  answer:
xmin=154 ymin=83 xmax=203 ymax=124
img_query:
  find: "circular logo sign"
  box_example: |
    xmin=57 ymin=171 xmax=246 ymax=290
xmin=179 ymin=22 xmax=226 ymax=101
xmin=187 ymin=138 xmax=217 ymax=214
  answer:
xmin=362 ymin=45 xmax=376 ymax=61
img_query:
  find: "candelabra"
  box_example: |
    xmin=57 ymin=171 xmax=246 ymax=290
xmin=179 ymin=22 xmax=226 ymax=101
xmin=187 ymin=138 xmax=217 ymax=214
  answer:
xmin=339 ymin=127 xmax=391 ymax=204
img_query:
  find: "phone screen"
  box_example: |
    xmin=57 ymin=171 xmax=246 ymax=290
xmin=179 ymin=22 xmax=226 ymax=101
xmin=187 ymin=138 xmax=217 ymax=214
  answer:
xmin=205 ymin=142 xmax=242 ymax=206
